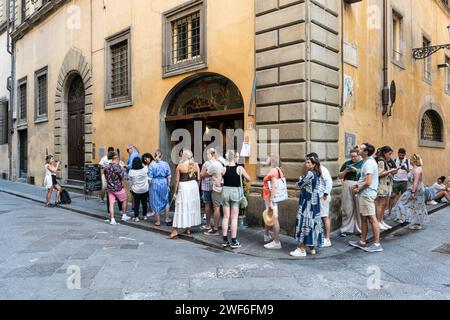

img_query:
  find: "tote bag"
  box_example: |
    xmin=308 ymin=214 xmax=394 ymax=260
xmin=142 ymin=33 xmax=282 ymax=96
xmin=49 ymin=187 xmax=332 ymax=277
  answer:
xmin=268 ymin=168 xmax=288 ymax=203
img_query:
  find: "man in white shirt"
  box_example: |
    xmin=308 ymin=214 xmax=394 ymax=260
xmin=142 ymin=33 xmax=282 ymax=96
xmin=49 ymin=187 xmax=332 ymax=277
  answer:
xmin=350 ymin=143 xmax=383 ymax=253
xmin=205 ymin=149 xmax=226 ymax=236
xmin=308 ymin=153 xmax=333 ymax=248
xmin=389 ymin=148 xmax=412 ymax=213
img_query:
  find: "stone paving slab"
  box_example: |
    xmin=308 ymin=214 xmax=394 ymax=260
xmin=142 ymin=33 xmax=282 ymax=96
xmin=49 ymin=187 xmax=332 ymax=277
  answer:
xmin=1 ymin=179 xmax=448 ymax=261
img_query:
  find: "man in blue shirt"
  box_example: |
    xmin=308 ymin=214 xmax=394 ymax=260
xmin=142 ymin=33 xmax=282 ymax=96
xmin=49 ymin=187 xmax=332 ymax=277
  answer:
xmin=349 ymin=142 xmax=383 ymax=253
xmin=126 ymin=144 xmax=140 ymax=180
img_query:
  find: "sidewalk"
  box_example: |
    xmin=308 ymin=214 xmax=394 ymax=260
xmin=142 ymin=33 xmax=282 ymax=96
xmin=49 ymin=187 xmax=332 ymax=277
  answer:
xmin=0 ymin=179 xmax=447 ymax=260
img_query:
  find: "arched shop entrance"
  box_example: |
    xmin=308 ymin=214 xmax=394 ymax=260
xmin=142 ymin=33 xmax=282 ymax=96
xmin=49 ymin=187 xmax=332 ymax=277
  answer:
xmin=160 ymin=73 xmax=245 ymax=166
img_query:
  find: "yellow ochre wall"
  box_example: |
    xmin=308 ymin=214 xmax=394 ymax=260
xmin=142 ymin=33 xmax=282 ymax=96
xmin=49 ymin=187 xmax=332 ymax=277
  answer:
xmin=13 ymin=0 xmax=255 ymax=186
xmin=341 ymin=0 xmax=450 ymax=185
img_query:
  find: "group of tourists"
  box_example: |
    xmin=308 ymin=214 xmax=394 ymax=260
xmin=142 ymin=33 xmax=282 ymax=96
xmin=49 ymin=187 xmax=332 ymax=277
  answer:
xmin=339 ymin=145 xmax=430 ymax=254
xmin=43 ymin=141 xmax=437 ymax=258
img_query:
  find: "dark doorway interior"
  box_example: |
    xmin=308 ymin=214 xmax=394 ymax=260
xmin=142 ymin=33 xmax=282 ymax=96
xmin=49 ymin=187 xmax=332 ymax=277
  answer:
xmin=18 ymin=129 xmax=27 ymax=179
xmin=67 ymin=75 xmax=85 ymax=181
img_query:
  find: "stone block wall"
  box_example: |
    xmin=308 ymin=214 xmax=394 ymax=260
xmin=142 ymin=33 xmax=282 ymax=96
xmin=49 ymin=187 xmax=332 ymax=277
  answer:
xmin=248 ymin=0 xmax=342 ymax=235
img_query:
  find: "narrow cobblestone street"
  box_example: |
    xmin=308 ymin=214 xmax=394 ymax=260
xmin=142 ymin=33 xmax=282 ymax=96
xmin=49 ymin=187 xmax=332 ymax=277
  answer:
xmin=0 ymin=191 xmax=449 ymax=300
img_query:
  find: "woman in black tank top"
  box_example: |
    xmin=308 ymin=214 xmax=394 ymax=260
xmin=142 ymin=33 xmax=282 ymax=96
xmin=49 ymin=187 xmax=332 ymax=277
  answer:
xmin=220 ymin=150 xmax=251 ymax=249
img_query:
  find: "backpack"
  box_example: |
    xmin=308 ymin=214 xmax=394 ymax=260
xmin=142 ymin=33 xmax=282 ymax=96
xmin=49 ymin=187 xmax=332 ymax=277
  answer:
xmin=60 ymin=189 xmax=72 ymax=204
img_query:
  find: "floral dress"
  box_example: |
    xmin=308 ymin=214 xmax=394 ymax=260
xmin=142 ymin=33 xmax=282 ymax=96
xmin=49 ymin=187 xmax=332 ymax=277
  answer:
xmin=294 ymin=171 xmax=324 ymax=247
xmin=392 ymin=169 xmax=429 ymax=225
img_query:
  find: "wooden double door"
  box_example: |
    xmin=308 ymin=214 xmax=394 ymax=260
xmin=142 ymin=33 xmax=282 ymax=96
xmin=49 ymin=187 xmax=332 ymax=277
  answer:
xmin=67 ymin=75 xmax=85 ymax=181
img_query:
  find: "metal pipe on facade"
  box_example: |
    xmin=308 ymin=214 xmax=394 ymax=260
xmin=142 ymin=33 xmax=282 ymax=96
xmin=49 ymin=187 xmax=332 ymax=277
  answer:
xmin=381 ymin=0 xmax=390 ymax=115
xmin=6 ymin=0 xmax=16 ymax=180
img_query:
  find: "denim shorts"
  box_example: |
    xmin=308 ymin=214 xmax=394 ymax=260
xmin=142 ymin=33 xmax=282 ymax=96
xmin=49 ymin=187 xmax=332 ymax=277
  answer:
xmin=221 ymin=186 xmax=241 ymax=208
xmin=202 ymin=190 xmax=212 ymax=204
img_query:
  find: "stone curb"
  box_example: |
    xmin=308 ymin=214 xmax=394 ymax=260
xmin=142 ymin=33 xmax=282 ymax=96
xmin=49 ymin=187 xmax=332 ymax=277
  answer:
xmin=1 ymin=186 xmax=448 ymax=260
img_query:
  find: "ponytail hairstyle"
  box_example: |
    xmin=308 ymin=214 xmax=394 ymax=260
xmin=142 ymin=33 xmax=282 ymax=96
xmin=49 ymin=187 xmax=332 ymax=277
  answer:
xmin=225 ymin=150 xmax=237 ymax=163
xmin=307 ymin=156 xmax=322 ymax=177
xmin=45 ymin=155 xmax=53 ymax=164
xmin=181 ymin=149 xmax=195 ymax=178
xmin=154 ymin=149 xmax=163 ymax=162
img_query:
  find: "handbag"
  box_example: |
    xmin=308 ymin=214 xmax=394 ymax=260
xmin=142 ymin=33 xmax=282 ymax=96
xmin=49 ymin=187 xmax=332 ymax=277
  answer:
xmin=238 ymin=167 xmax=248 ymax=209
xmin=268 ymin=168 xmax=288 ymax=203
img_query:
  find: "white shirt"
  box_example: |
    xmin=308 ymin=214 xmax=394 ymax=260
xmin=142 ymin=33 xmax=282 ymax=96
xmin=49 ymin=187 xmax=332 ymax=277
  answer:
xmin=128 ymin=167 xmax=149 ymax=194
xmin=207 ymin=159 xmax=225 ymax=193
xmin=319 ymin=166 xmax=333 ymax=196
xmin=99 ymin=156 xmax=109 ymax=168
xmin=393 ymin=158 xmax=411 ymax=182
xmin=432 ymin=182 xmax=446 ymax=194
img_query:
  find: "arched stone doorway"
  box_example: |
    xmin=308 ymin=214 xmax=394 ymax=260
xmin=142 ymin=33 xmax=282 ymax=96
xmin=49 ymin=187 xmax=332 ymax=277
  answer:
xmin=160 ymin=73 xmax=245 ymax=166
xmin=54 ymin=48 xmax=93 ymax=183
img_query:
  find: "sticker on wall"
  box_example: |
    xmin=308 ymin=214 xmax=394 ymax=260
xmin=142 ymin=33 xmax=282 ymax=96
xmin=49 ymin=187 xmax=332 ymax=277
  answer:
xmin=343 ymin=74 xmax=354 ymax=108
xmin=345 ymin=133 xmax=356 ymax=159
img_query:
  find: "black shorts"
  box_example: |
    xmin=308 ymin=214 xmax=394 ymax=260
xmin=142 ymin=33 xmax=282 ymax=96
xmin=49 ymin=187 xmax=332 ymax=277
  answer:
xmin=51 ymin=175 xmax=58 ymax=186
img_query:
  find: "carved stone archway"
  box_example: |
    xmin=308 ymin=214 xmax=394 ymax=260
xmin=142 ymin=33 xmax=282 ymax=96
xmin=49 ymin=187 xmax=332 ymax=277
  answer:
xmin=54 ymin=48 xmax=93 ymax=182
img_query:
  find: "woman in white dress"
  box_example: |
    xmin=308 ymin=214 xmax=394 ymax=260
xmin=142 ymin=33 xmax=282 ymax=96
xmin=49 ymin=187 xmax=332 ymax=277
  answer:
xmin=44 ymin=155 xmax=62 ymax=207
xmin=168 ymin=150 xmax=201 ymax=239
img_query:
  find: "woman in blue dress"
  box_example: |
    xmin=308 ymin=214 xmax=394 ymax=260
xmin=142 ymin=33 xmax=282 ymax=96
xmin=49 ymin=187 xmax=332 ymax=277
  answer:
xmin=149 ymin=150 xmax=172 ymax=226
xmin=290 ymin=156 xmax=324 ymax=257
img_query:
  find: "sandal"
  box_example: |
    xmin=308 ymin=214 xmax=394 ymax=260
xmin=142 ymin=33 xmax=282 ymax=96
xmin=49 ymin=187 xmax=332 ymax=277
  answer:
xmin=165 ymin=220 xmax=173 ymax=226
xmin=184 ymin=229 xmax=191 ymax=235
xmin=154 ymin=222 xmax=161 ymax=227
xmin=167 ymin=232 xmax=178 ymax=239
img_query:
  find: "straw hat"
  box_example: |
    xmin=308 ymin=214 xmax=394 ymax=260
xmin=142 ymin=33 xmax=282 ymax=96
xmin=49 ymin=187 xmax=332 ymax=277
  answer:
xmin=263 ymin=206 xmax=278 ymax=227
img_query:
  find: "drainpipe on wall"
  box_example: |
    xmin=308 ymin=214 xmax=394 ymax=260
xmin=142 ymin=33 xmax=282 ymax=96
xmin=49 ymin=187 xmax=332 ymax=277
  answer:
xmin=6 ymin=0 xmax=16 ymax=181
xmin=381 ymin=0 xmax=390 ymax=115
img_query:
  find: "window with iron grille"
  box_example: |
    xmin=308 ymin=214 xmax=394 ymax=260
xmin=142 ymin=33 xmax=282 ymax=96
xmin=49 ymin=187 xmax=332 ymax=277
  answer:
xmin=163 ymin=0 xmax=206 ymax=78
xmin=421 ymin=110 xmax=443 ymax=142
xmin=172 ymin=11 xmax=201 ymax=63
xmin=18 ymin=79 xmax=27 ymax=122
xmin=0 ymin=101 xmax=8 ymax=145
xmin=423 ymin=37 xmax=432 ymax=82
xmin=34 ymin=67 xmax=48 ymax=122
xmin=105 ymin=28 xmax=132 ymax=109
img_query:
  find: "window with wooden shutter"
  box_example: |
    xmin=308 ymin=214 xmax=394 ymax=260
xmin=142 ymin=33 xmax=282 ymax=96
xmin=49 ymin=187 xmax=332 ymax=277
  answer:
xmin=18 ymin=78 xmax=27 ymax=123
xmin=34 ymin=66 xmax=48 ymax=122
xmin=0 ymin=101 xmax=8 ymax=145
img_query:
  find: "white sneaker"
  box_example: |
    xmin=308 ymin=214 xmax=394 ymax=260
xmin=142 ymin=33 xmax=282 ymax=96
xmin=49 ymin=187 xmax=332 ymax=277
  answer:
xmin=382 ymin=221 xmax=392 ymax=229
xmin=378 ymin=221 xmax=388 ymax=231
xmin=428 ymin=200 xmax=438 ymax=205
xmin=264 ymin=241 xmax=282 ymax=250
xmin=263 ymin=234 xmax=273 ymax=243
xmin=122 ymin=214 xmax=131 ymax=222
xmin=290 ymin=248 xmax=307 ymax=257
xmin=133 ymin=217 xmax=140 ymax=222
xmin=110 ymin=219 xmax=118 ymax=226
xmin=320 ymin=239 xmax=332 ymax=248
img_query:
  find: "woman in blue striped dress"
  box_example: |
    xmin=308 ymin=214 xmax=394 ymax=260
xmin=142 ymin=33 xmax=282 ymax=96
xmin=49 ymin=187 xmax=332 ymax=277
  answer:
xmin=149 ymin=150 xmax=172 ymax=226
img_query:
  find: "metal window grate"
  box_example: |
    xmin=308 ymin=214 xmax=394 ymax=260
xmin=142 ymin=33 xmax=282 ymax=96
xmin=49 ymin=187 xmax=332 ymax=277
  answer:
xmin=110 ymin=40 xmax=129 ymax=99
xmin=37 ymin=74 xmax=47 ymax=116
xmin=172 ymin=11 xmax=201 ymax=64
xmin=19 ymin=83 xmax=27 ymax=120
xmin=421 ymin=110 xmax=443 ymax=142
